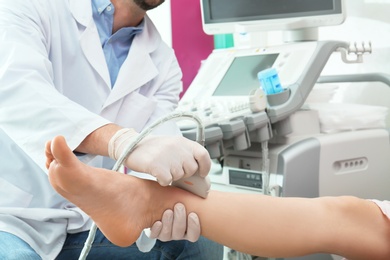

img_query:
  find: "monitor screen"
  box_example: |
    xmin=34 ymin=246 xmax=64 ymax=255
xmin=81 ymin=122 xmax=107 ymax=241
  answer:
xmin=201 ymin=0 xmax=345 ymax=35
xmin=213 ymin=53 xmax=279 ymax=96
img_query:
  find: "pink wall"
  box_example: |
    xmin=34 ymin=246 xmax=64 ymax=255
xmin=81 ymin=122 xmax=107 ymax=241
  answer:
xmin=171 ymin=0 xmax=214 ymax=97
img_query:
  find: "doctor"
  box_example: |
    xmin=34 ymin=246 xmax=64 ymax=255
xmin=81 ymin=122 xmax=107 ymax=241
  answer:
xmin=0 ymin=0 xmax=222 ymax=259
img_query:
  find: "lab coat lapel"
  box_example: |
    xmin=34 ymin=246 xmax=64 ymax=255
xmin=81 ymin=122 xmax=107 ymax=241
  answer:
xmin=69 ymin=0 xmax=91 ymax=27
xmin=103 ymin=18 xmax=159 ymax=108
xmin=69 ymin=0 xmax=111 ymax=89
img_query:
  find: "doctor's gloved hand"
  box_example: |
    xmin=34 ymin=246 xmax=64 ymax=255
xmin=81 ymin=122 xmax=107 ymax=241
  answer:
xmin=149 ymin=203 xmax=201 ymax=242
xmin=108 ymin=128 xmax=211 ymax=186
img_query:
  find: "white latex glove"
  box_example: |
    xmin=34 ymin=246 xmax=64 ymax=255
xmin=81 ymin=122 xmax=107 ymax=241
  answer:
xmin=149 ymin=203 xmax=201 ymax=242
xmin=108 ymin=128 xmax=211 ymax=186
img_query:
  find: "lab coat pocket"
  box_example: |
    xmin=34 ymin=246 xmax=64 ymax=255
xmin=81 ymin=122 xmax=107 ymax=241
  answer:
xmin=0 ymin=177 xmax=33 ymax=208
xmin=116 ymin=92 xmax=157 ymax=132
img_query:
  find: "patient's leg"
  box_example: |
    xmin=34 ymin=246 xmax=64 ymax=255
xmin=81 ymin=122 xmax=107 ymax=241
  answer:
xmin=46 ymin=137 xmax=390 ymax=259
xmin=46 ymin=136 xmax=181 ymax=247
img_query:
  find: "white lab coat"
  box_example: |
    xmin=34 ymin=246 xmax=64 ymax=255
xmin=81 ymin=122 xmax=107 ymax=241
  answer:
xmin=0 ymin=0 xmax=182 ymax=258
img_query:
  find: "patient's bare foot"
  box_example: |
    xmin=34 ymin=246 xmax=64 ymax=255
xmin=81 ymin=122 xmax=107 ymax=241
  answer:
xmin=46 ymin=136 xmax=178 ymax=247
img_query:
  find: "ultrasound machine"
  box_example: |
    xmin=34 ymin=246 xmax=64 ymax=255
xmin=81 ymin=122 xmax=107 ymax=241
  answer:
xmin=175 ymin=1 xmax=390 ymax=259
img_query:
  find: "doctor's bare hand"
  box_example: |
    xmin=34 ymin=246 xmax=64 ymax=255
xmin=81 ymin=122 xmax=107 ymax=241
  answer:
xmin=108 ymin=128 xmax=211 ymax=186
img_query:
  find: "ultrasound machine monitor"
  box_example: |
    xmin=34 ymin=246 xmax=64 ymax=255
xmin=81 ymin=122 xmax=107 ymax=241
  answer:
xmin=201 ymin=0 xmax=346 ymax=35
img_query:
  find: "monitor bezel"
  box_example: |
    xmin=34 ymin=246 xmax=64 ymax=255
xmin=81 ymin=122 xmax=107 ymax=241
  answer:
xmin=201 ymin=0 xmax=346 ymax=35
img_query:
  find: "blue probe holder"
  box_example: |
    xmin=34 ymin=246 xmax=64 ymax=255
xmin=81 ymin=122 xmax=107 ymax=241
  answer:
xmin=257 ymin=67 xmax=290 ymax=106
xmin=257 ymin=68 xmax=283 ymax=95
